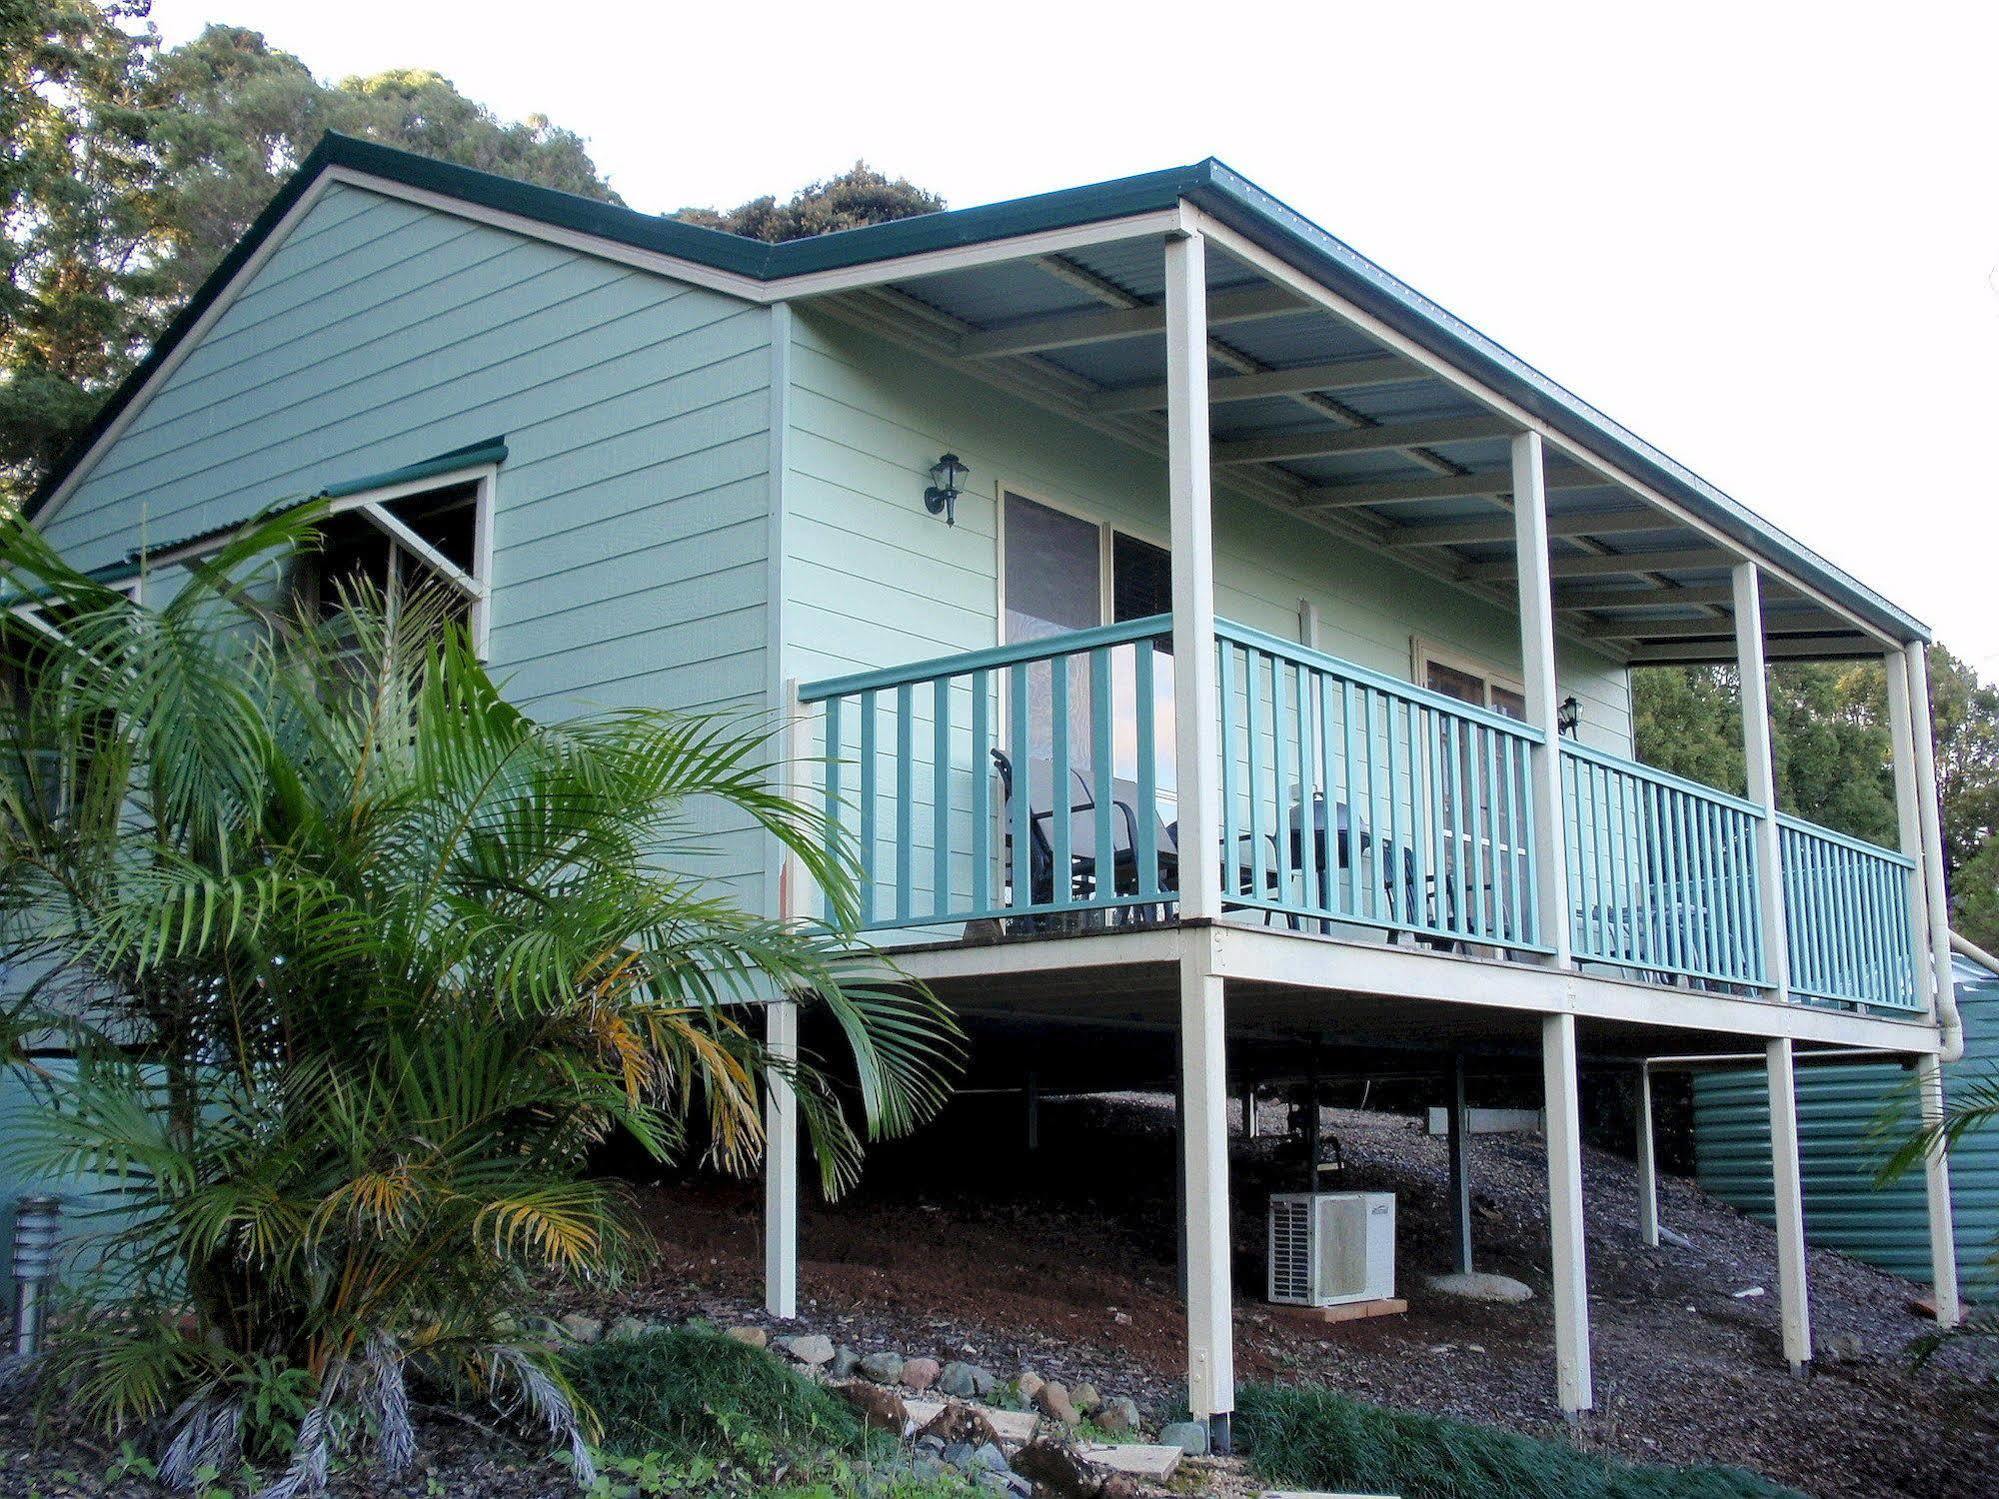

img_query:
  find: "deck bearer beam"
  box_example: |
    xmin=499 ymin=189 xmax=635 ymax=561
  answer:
xmin=1542 ymin=1013 xmax=1592 ymax=1413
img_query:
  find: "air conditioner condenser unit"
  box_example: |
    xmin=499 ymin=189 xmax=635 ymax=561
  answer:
xmin=1267 ymin=1191 xmax=1395 ymax=1307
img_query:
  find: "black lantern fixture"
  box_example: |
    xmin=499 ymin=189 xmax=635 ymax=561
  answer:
xmin=924 ymin=453 xmax=970 ymax=526
xmin=1557 ymin=694 xmax=1581 ymax=738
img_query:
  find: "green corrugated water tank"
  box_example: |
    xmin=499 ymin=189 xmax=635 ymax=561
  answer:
xmin=1692 ymin=953 xmax=1999 ymax=1299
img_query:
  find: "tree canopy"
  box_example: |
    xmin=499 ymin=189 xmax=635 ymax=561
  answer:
xmin=1633 ymin=646 xmax=1999 ymax=949
xmin=674 ymin=160 xmax=944 ymax=243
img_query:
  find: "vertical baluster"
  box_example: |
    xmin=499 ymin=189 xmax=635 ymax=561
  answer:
xmin=1804 ymin=832 xmax=1830 ymax=997
xmin=896 ymin=683 xmax=914 ymax=923
xmin=1321 ymin=665 xmax=1345 ymax=914
xmin=1247 ymin=647 xmax=1270 ymax=908
xmin=1504 ymin=731 xmax=1530 ymax=946
xmin=1741 ymin=811 xmax=1765 ymax=987
xmin=1607 ymin=769 xmax=1633 ymax=960
xmin=1444 ymin=715 xmax=1468 ymax=938
xmin=859 ymin=689 xmax=878 ymax=927
xmin=1466 ymin=723 xmax=1488 ymax=937
xmin=1271 ymin=654 xmax=1293 ymax=909
xmin=1839 ymin=843 xmax=1864 ymax=1000
xmin=970 ymin=669 xmax=990 ymax=914
xmin=1674 ymin=787 xmax=1700 ymax=977
xmin=1724 ymin=809 xmax=1753 ymax=983
xmin=1638 ymin=780 xmax=1665 ymax=969
xmin=1009 ymin=663 xmax=1030 ymax=911
xmin=824 ymin=695 xmax=844 ymax=927
xmin=1134 ymin=641 xmax=1159 ymax=901
xmin=1710 ymin=800 xmax=1739 ymax=980
xmin=1414 ymin=703 xmax=1436 ymax=934
xmin=1343 ymin=679 xmax=1361 ymax=918
xmin=1382 ymin=691 xmax=1401 ymax=925
xmin=1297 ymin=664 xmax=1319 ymax=916
xmin=1784 ymin=825 xmax=1810 ymax=995
xmin=1091 ymin=646 xmax=1114 ymax=908
xmin=1221 ymin=642 xmax=1241 ymax=904
xmin=1857 ymin=850 xmax=1884 ymax=1005
xmin=1482 ymin=723 xmax=1502 ymax=940
xmin=1691 ymin=798 xmax=1718 ymax=977
xmin=1570 ymin=759 xmax=1595 ymax=957
xmin=1050 ymin=654 xmax=1072 ymax=908
xmin=1366 ymin=689 xmax=1386 ymax=925
xmin=933 ymin=676 xmax=951 ymax=922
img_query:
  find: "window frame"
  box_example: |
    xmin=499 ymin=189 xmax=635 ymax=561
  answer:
xmin=1410 ymin=635 xmax=1527 ymax=718
xmin=994 ymin=480 xmax=1170 ymax=641
xmin=131 ymin=463 xmax=498 ymax=658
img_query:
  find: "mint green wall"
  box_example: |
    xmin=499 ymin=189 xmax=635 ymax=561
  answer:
xmin=779 ymin=308 xmax=1631 ymax=744
xmin=35 ymin=183 xmax=778 ymax=902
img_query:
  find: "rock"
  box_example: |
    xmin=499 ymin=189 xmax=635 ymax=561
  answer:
xmin=835 ymin=1381 xmax=910 ymax=1435
xmin=939 ymin=1360 xmax=996 ymax=1398
xmin=915 ymin=1402 xmax=1004 ymax=1451
xmin=1012 ymin=1439 xmax=1099 ymax=1497
xmin=857 ymin=1349 xmax=905 ymax=1382
xmin=1092 ymin=1396 xmax=1141 ymax=1435
xmin=1035 ymin=1380 xmax=1082 ymax=1427
xmin=1071 ymin=1382 xmax=1102 ymax=1414
xmin=829 ymin=1345 xmax=859 ymax=1379
xmin=1158 ymin=1419 xmax=1209 ymax=1456
xmin=1732 ymin=1286 xmax=1766 ymax=1299
xmin=1825 ymin=1331 xmax=1864 ymax=1363
xmin=901 ymin=1356 xmax=941 ymax=1391
xmin=1658 ymin=1225 xmax=1694 ymax=1250
xmin=558 ymin=1313 xmax=603 ymax=1343
xmin=606 ymin=1316 xmax=647 ymax=1342
xmin=971 ymin=1441 xmax=1010 ymax=1474
xmin=1426 ymin=1271 xmax=1534 ymax=1304
xmin=978 ymin=1473 xmax=1032 ymax=1498
xmin=943 ymin=1440 xmax=976 ymax=1469
xmin=1017 ymin=1370 xmax=1045 ymax=1403
xmin=1097 ymin=1476 xmax=1141 ymax=1499
xmin=725 ymin=1325 xmax=768 ymax=1349
xmin=911 ymin=1450 xmax=947 ymax=1482
xmin=774 ymin=1332 xmax=835 ymax=1367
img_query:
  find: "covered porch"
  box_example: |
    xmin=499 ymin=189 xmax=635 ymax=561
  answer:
xmin=758 ymin=178 xmax=1962 ymax=1448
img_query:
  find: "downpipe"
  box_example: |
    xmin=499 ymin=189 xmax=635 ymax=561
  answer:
xmin=1941 ymin=932 xmax=1993 ymax=1065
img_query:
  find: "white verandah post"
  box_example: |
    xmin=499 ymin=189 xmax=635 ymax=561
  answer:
xmin=1636 ymin=1063 xmax=1660 ymax=1249
xmin=1166 ymin=228 xmax=1234 ymax=1449
xmin=1732 ymin=563 xmax=1810 ymax=1371
xmin=1899 ymin=642 xmax=1963 ymax=1327
xmin=1512 ymin=430 xmax=1590 ymax=1415
xmin=764 ymin=679 xmax=812 ymax=1322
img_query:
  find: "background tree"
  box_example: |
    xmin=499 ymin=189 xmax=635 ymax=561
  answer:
xmin=675 ymin=160 xmax=944 ymax=242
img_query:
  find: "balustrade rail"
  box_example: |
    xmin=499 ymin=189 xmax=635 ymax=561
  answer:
xmin=1778 ymin=815 xmax=1921 ymax=1011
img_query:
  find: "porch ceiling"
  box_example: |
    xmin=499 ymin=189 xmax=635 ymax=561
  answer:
xmin=814 ymin=240 xmax=1876 ymax=666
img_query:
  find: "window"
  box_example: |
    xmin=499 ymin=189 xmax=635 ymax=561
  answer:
xmin=1415 ymin=639 xmax=1528 ymax=721
xmin=286 ymin=481 xmax=486 ymax=650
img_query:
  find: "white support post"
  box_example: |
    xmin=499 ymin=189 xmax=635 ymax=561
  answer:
xmin=1166 ymin=231 xmax=1221 ymax=923
xmin=1886 ymin=650 xmax=1934 ymax=1011
xmin=1541 ymin=1012 xmax=1592 ymax=1414
xmin=1447 ymin=1053 xmax=1473 ymax=1275
xmin=1905 ymin=644 xmax=1959 ymax=1036
xmin=1732 ymin=563 xmax=1790 ymax=999
xmin=1764 ymin=1038 xmax=1812 ymax=1371
xmin=763 ymin=996 xmax=799 ymax=1321
xmin=1510 ymin=431 xmax=1571 ymax=966
xmin=1179 ymin=934 xmax=1235 ymax=1449
xmin=1914 ymin=1051 xmax=1963 ymax=1326
xmin=1636 ymin=1064 xmax=1660 ymax=1249
xmin=1241 ymin=1083 xmax=1259 ymax=1139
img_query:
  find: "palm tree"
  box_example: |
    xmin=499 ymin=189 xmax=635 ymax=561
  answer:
xmin=0 ymin=505 xmax=958 ymax=1493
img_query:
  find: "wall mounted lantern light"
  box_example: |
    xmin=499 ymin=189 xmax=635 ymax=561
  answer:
xmin=1557 ymin=695 xmax=1581 ymax=738
xmin=924 ymin=453 xmax=970 ymax=526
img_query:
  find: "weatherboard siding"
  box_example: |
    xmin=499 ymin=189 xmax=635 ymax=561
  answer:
xmin=37 ymin=182 xmax=777 ymax=902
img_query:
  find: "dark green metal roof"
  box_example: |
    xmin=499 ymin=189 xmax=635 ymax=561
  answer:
xmin=25 ymin=135 xmax=1927 ymax=643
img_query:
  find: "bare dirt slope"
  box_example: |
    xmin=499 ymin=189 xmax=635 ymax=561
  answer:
xmin=592 ymin=1093 xmax=1999 ymax=1499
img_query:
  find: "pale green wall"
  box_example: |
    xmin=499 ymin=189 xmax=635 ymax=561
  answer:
xmin=779 ymin=308 xmax=1631 ymax=742
xmin=37 ymin=183 xmax=778 ymax=900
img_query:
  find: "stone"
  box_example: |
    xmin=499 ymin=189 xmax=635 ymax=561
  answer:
xmin=977 ymin=1473 xmax=1031 ymax=1498
xmin=1078 ymin=1443 xmax=1182 ymax=1480
xmin=835 ymin=1381 xmax=910 ymax=1435
xmin=1658 ymin=1225 xmax=1694 ymax=1250
xmin=1825 ymin=1331 xmax=1864 ymax=1363
xmin=914 ymin=1401 xmax=1004 ymax=1451
xmin=1092 ymin=1396 xmax=1141 ymax=1435
xmin=1071 ymin=1382 xmax=1101 ymax=1414
xmin=857 ymin=1349 xmax=905 ymax=1383
xmin=901 ymin=1356 xmax=942 ymax=1391
xmin=776 ymin=1333 xmax=835 ymax=1367
xmin=1158 ymin=1420 xmax=1209 ymax=1456
xmin=1034 ymin=1380 xmax=1081 ymax=1427
xmin=1426 ymin=1271 xmax=1534 ymax=1304
xmin=1012 ymin=1439 xmax=1099 ymax=1498
xmin=1017 ymin=1370 xmax=1045 ymax=1402
xmin=829 ymin=1345 xmax=859 ymax=1380
xmin=939 ymin=1360 xmax=996 ymax=1398
xmin=911 ymin=1450 xmax=947 ymax=1482
xmin=606 ymin=1316 xmax=647 ymax=1342
xmin=558 ymin=1313 xmax=603 ymax=1343
xmin=971 ymin=1441 xmax=1010 ymax=1474
xmin=724 ymin=1325 xmax=768 ymax=1349
xmin=943 ymin=1440 xmax=976 ymax=1469
xmin=981 ymin=1407 xmax=1041 ymax=1445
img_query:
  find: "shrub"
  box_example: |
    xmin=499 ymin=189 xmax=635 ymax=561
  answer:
xmin=1236 ymin=1383 xmax=1803 ymax=1499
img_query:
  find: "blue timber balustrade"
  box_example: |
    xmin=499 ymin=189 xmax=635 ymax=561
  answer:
xmin=795 ymin=615 xmax=1927 ymax=1009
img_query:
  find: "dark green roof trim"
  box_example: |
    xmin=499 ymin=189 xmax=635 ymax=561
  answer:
xmin=120 ymin=436 xmax=508 ymax=565
xmin=27 ymin=136 xmax=1924 ymax=642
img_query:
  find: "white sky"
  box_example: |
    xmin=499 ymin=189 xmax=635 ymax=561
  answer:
xmin=151 ymin=0 xmax=1999 ymax=674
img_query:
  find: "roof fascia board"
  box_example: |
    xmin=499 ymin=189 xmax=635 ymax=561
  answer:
xmin=1181 ymin=206 xmax=1900 ymax=651
xmin=765 ymin=207 xmax=1189 ymax=300
xmin=323 ymin=166 xmax=773 ymax=303
xmin=1180 ymin=184 xmax=1926 ymax=645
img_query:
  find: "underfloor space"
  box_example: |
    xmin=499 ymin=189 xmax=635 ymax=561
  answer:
xmin=586 ymin=1094 xmax=1998 ymax=1499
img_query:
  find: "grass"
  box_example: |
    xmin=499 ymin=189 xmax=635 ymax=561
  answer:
xmin=1236 ymin=1383 xmax=1807 ymax=1499
xmin=564 ymin=1326 xmax=868 ymax=1467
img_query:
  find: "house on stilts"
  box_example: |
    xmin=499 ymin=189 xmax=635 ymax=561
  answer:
xmin=16 ymin=135 xmax=1967 ymax=1450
